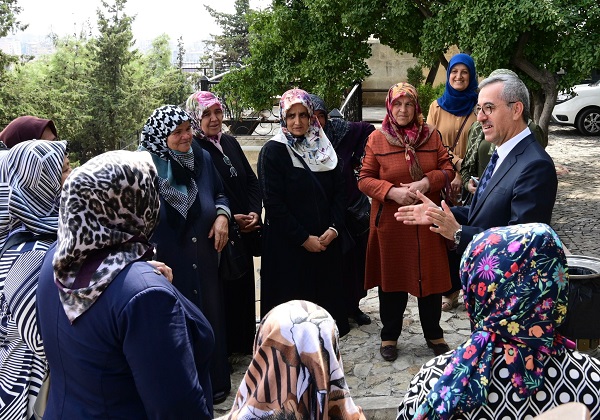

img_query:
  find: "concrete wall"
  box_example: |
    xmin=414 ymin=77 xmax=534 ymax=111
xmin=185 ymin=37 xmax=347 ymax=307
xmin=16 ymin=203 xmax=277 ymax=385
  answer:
xmin=362 ymin=39 xmax=458 ymax=105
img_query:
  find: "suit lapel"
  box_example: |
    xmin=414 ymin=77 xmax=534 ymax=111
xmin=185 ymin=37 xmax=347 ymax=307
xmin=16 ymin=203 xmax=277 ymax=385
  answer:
xmin=468 ymin=136 xmax=536 ymax=222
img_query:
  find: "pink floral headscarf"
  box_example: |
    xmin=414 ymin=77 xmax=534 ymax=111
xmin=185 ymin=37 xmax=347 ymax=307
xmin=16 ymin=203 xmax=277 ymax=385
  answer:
xmin=185 ymin=91 xmax=223 ymax=139
xmin=272 ymin=88 xmax=337 ymax=172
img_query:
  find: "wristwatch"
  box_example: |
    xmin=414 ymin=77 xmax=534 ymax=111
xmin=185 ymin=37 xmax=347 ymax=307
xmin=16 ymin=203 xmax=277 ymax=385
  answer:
xmin=453 ymin=226 xmax=462 ymax=245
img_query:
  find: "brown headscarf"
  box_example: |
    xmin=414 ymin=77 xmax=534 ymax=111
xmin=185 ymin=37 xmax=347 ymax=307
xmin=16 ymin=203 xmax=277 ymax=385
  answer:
xmin=380 ymin=83 xmax=431 ymax=180
xmin=0 ymin=116 xmax=58 ymax=148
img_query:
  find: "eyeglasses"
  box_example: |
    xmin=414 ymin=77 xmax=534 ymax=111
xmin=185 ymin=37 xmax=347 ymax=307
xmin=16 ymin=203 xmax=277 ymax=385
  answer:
xmin=473 ymin=101 xmax=516 ymax=116
xmin=223 ymin=155 xmax=238 ymax=177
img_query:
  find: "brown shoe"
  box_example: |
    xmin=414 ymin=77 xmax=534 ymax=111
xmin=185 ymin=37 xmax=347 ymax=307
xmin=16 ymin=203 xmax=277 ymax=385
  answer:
xmin=426 ymin=340 xmax=451 ymax=356
xmin=380 ymin=345 xmax=398 ymax=361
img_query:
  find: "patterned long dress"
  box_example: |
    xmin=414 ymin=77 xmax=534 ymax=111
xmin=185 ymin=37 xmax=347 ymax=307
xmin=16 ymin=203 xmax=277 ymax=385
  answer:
xmin=0 ymin=238 xmax=53 ymax=419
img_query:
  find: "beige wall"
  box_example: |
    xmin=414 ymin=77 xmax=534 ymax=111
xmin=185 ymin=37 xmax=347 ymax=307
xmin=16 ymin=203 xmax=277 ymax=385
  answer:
xmin=362 ymin=39 xmax=457 ymax=105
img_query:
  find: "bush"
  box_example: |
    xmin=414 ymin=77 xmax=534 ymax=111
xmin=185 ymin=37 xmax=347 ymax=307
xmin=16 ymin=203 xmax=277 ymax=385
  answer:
xmin=417 ymin=83 xmax=445 ymax=119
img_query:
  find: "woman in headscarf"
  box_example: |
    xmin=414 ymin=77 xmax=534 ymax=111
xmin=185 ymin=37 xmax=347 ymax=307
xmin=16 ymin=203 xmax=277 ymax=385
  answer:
xmin=358 ymin=82 xmax=454 ymax=362
xmin=426 ymin=53 xmax=479 ymax=312
xmin=139 ymin=105 xmax=232 ymax=403
xmin=258 ymin=88 xmax=350 ymax=336
xmin=0 ymin=140 xmax=70 ymax=419
xmin=309 ymin=94 xmax=375 ymax=327
xmin=227 ymin=300 xmax=366 ymax=420
xmin=36 ymin=150 xmax=215 ymax=419
xmin=0 ymin=115 xmax=59 ymax=148
xmin=397 ymin=223 xmax=600 ymax=419
xmin=185 ymin=91 xmax=262 ymax=355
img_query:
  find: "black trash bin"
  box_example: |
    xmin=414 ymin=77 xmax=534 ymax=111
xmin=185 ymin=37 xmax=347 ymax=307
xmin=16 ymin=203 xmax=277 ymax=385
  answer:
xmin=559 ymin=255 xmax=600 ymax=351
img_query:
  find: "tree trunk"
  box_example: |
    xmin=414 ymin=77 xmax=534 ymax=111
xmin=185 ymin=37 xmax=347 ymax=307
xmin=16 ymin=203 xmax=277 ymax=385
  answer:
xmin=512 ymin=32 xmax=558 ymax=140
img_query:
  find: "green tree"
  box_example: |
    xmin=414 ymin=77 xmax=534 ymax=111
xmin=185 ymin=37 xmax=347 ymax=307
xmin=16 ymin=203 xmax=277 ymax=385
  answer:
xmin=73 ymin=0 xmax=140 ymax=159
xmin=205 ymin=0 xmax=251 ymax=65
xmin=213 ymin=0 xmax=372 ymax=114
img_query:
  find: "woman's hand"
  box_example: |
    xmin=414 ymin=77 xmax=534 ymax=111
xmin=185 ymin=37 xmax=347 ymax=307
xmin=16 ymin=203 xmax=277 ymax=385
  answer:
xmin=467 ymin=178 xmax=478 ymax=194
xmin=450 ymin=173 xmax=463 ymax=202
xmin=235 ymin=212 xmax=261 ymax=233
xmin=386 ymin=186 xmax=418 ymax=206
xmin=147 ymin=260 xmax=173 ymax=283
xmin=400 ymin=176 xmax=430 ymax=196
xmin=302 ymin=235 xmax=327 ymax=252
xmin=209 ymin=214 xmax=229 ymax=252
xmin=318 ymin=228 xmax=337 ymax=247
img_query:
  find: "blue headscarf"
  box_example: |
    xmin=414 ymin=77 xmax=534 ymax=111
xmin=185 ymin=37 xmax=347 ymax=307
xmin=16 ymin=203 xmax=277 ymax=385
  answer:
xmin=437 ymin=53 xmax=479 ymax=117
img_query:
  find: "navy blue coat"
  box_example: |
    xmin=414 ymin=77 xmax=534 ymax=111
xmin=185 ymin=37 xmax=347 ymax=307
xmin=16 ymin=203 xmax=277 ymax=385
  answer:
xmin=150 ymin=143 xmax=231 ymax=395
xmin=452 ymin=134 xmax=557 ymax=254
xmin=37 ymin=244 xmax=215 ymax=420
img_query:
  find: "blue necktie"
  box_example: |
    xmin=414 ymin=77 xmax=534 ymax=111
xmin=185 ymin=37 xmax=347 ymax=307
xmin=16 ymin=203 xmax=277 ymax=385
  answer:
xmin=475 ymin=151 xmax=499 ymax=201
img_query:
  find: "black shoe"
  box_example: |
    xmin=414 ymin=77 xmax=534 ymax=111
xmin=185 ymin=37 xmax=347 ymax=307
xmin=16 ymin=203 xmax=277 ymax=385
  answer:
xmin=426 ymin=339 xmax=451 ymax=356
xmin=352 ymin=309 xmax=371 ymax=325
xmin=380 ymin=345 xmax=398 ymax=362
xmin=213 ymin=390 xmax=229 ymax=405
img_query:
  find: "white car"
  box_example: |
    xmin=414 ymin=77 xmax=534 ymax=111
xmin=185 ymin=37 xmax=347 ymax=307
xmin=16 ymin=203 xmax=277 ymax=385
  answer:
xmin=552 ymin=80 xmax=600 ymax=135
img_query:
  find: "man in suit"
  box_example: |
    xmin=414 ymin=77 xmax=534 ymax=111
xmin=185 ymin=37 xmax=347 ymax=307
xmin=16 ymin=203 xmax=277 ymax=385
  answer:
xmin=394 ymin=72 xmax=557 ymax=254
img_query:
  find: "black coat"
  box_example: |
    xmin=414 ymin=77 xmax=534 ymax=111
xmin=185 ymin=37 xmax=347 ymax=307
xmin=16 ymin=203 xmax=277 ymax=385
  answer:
xmin=258 ymin=140 xmax=349 ymax=335
xmin=197 ymin=133 xmax=261 ymax=354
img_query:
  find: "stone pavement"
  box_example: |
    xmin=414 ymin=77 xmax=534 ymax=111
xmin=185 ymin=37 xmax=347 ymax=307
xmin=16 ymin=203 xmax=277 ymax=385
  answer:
xmin=214 ymin=123 xmax=600 ymax=419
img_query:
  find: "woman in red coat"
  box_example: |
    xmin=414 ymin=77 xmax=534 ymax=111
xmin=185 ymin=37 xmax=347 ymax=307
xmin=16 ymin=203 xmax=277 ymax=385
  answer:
xmin=358 ymin=83 xmax=454 ymax=362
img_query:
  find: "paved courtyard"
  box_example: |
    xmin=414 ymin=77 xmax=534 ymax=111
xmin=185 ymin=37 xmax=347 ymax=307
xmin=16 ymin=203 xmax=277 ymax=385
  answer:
xmin=214 ymin=123 xmax=600 ymax=419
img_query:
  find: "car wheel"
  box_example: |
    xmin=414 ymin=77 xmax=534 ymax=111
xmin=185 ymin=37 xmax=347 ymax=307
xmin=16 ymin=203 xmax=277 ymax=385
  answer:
xmin=576 ymin=108 xmax=600 ymax=136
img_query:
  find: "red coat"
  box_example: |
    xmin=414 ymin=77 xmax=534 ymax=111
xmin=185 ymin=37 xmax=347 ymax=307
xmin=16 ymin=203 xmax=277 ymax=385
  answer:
xmin=358 ymin=128 xmax=454 ymax=296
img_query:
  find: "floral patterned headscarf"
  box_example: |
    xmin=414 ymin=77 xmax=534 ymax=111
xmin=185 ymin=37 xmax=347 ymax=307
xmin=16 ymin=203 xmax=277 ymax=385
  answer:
xmin=185 ymin=90 xmax=223 ymax=140
xmin=272 ymin=88 xmax=338 ymax=172
xmin=414 ymin=223 xmax=570 ymax=420
xmin=381 ymin=83 xmax=431 ymax=180
xmin=227 ymin=300 xmax=365 ymax=420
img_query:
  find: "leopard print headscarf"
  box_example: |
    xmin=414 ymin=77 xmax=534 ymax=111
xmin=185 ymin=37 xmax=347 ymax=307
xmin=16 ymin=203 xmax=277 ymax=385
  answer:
xmin=53 ymin=150 xmax=160 ymax=323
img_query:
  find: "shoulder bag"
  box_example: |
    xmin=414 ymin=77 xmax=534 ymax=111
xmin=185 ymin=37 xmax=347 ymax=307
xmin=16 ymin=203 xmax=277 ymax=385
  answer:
xmin=219 ymin=218 xmax=251 ymax=283
xmin=345 ymin=193 xmax=371 ymax=237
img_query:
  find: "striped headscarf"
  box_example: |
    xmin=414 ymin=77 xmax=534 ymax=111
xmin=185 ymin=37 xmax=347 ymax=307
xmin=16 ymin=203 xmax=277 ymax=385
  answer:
xmin=53 ymin=151 xmax=160 ymax=323
xmin=272 ymin=88 xmax=338 ymax=172
xmin=381 ymin=83 xmax=431 ymax=180
xmin=414 ymin=223 xmax=570 ymax=419
xmin=228 ymin=300 xmax=366 ymax=420
xmin=1 ymin=140 xmax=67 ymax=240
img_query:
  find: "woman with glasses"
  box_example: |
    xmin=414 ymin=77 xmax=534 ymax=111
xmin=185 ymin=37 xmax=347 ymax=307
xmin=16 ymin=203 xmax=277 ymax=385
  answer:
xmin=426 ymin=53 xmax=479 ymax=312
xmin=139 ymin=105 xmax=232 ymax=404
xmin=185 ymin=91 xmax=262 ymax=356
xmin=257 ymin=88 xmax=350 ymax=337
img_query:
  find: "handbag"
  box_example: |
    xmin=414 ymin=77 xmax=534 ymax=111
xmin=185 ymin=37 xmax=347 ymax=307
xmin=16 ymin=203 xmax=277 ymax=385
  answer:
xmin=219 ymin=220 xmax=250 ymax=282
xmin=33 ymin=373 xmax=50 ymax=420
xmin=243 ymin=228 xmax=262 ymax=257
xmin=345 ymin=193 xmax=371 ymax=236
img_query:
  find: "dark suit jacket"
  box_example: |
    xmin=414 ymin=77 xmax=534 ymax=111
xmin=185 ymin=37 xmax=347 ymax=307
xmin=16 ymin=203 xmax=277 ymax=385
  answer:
xmin=452 ymin=133 xmax=557 ymax=254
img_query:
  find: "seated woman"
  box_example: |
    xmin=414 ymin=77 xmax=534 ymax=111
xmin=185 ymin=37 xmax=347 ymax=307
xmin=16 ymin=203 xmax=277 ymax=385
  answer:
xmin=397 ymin=223 xmax=600 ymax=419
xmin=36 ymin=150 xmax=215 ymax=419
xmin=226 ymin=300 xmax=365 ymax=419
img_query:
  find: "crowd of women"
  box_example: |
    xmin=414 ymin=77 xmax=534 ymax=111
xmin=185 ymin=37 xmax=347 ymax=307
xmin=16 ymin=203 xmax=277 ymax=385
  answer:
xmin=0 ymin=51 xmax=598 ymax=419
